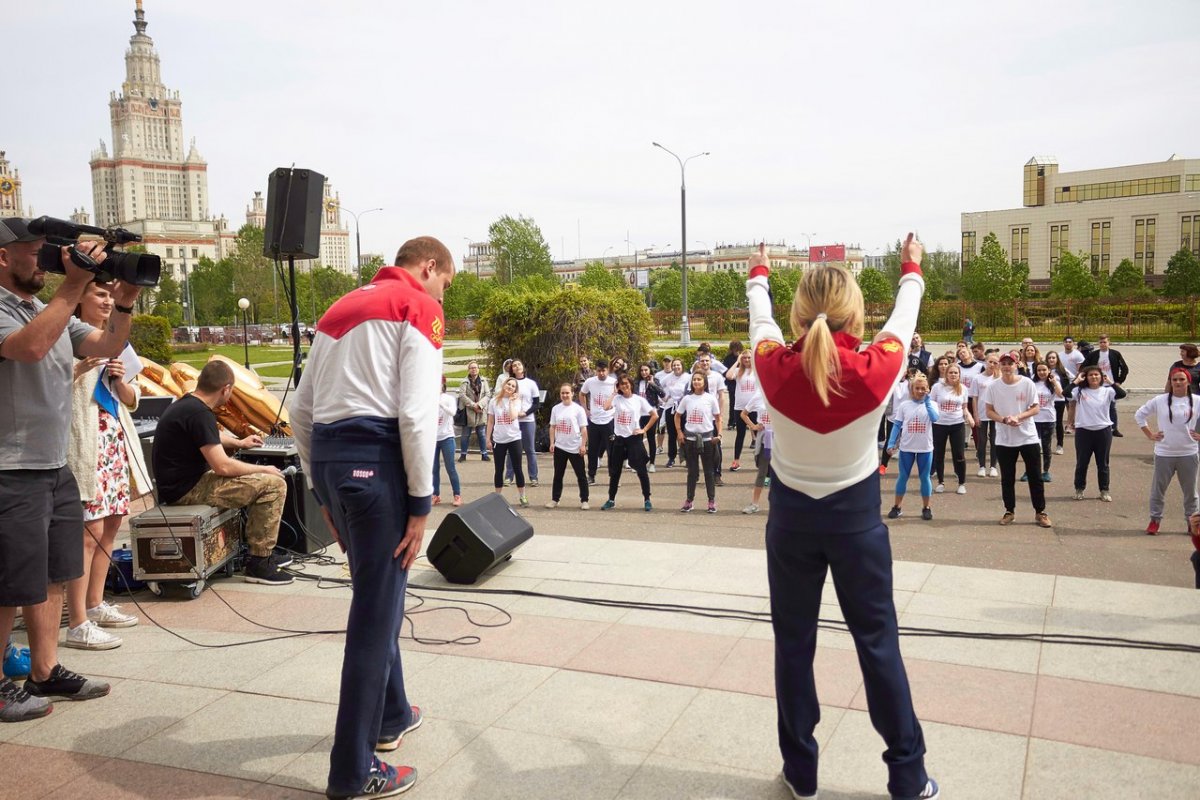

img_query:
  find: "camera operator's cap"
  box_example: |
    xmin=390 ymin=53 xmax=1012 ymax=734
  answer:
xmin=0 ymin=217 xmax=39 ymax=246
xmin=998 ymin=350 xmax=1020 ymax=363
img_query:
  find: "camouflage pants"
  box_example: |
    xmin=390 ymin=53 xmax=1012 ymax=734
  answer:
xmin=176 ymin=471 xmax=286 ymax=557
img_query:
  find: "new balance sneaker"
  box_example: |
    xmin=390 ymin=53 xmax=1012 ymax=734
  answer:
xmin=376 ymin=705 xmax=422 ymax=751
xmin=742 ymin=503 xmax=760 ymax=514
xmin=956 ymin=484 xmax=967 ymax=495
xmin=892 ymin=778 xmax=939 ymax=800
xmin=887 ymin=506 xmax=902 ymax=519
xmin=24 ymin=664 xmax=110 ymax=701
xmin=87 ymin=600 xmax=138 ymax=628
xmin=1146 ymin=519 xmax=1161 ymax=536
xmin=65 ymin=620 xmax=121 ymax=651
xmin=245 ymin=555 xmax=294 ymax=585
xmin=0 ymin=676 xmax=51 ymax=722
xmin=3 ymin=639 xmax=30 ymax=680
xmin=326 ymin=756 xmax=416 ymax=799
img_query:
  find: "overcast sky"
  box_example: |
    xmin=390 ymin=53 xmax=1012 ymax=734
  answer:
xmin=7 ymin=0 xmax=1199 ymax=264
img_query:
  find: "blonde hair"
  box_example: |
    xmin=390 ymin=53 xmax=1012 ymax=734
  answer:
xmin=908 ymin=373 xmax=930 ymax=399
xmin=790 ymin=266 xmax=865 ymax=406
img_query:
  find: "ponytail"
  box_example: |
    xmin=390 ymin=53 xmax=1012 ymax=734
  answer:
xmin=800 ymin=317 xmax=840 ymax=407
xmin=790 ymin=266 xmax=864 ymax=407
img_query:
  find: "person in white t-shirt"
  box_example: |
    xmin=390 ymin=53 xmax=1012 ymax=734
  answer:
xmin=1134 ymin=369 xmax=1200 ymax=535
xmin=675 ymin=371 xmax=722 ymax=513
xmin=880 ymin=366 xmax=921 ymax=475
xmin=740 ymin=391 xmax=773 ymax=514
xmin=545 ymin=384 xmax=590 ymax=510
xmin=432 ymin=377 xmax=462 ymax=507
xmin=930 ymin=364 xmax=974 ymax=494
xmin=885 ymin=373 xmax=940 ymax=520
xmin=970 ymin=354 xmax=1001 ymax=477
xmin=659 ymin=359 xmax=689 ymax=468
xmin=1028 ymin=362 xmax=1063 ymax=483
xmin=1043 ymin=351 xmax=1070 ymax=454
xmin=580 ymin=360 xmax=618 ymax=484
xmin=600 ymin=374 xmax=657 ymax=511
xmin=695 ymin=356 xmax=728 ymax=483
xmin=984 ymin=352 xmax=1051 ymax=527
xmin=1071 ymin=364 xmax=1127 ymax=502
xmin=487 ymin=377 xmax=528 ymax=507
xmin=728 ymin=350 xmax=760 ymax=471
xmin=505 ymin=360 xmax=541 ymax=486
xmin=1060 ymin=337 xmax=1085 ymax=432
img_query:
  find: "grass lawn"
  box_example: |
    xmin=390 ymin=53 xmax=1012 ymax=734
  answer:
xmin=169 ymin=344 xmax=307 ymax=368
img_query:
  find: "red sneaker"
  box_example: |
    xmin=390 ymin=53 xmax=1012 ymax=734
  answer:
xmin=1146 ymin=519 xmax=1160 ymax=536
xmin=879 ymin=464 xmax=887 ymax=475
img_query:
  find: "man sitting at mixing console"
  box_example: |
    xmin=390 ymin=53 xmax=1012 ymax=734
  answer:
xmin=151 ymin=360 xmax=291 ymax=585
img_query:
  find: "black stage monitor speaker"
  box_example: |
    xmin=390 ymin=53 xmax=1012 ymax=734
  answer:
xmin=427 ymin=493 xmax=534 ymax=584
xmin=263 ymin=167 xmax=325 ymax=260
xmin=280 ymin=469 xmax=334 ymax=554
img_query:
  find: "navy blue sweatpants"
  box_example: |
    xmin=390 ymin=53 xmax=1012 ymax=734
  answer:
xmin=766 ymin=469 xmax=928 ymax=798
xmin=310 ymin=418 xmax=422 ymax=796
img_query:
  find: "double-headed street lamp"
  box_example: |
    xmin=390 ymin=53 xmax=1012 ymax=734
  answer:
xmin=335 ymin=204 xmax=383 ymax=286
xmin=237 ymin=297 xmax=251 ymax=369
xmin=652 ymin=142 xmax=709 ymax=345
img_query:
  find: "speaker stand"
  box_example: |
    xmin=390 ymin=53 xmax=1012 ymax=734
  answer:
xmin=288 ymin=254 xmax=303 ymax=386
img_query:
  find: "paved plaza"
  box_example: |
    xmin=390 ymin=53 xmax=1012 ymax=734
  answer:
xmin=3 ymin=342 xmax=1199 ymax=799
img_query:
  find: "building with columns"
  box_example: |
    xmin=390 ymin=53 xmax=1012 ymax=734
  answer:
xmin=0 ymin=151 xmax=26 ymax=219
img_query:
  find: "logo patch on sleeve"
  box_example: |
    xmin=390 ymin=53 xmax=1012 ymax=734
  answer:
xmin=756 ymin=340 xmax=782 ymax=358
xmin=880 ymin=340 xmax=902 ymax=353
xmin=430 ymin=317 xmax=444 ymax=347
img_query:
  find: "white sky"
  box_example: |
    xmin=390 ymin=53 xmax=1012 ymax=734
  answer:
xmin=6 ymin=0 xmax=1199 ymax=264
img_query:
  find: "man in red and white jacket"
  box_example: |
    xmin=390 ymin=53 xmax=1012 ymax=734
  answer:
xmin=291 ymin=236 xmax=454 ymax=800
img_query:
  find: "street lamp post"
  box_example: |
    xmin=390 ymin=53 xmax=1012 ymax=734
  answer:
xmin=237 ymin=297 xmax=250 ymax=369
xmin=653 ymin=142 xmax=709 ymax=345
xmin=337 ymin=204 xmax=383 ymax=287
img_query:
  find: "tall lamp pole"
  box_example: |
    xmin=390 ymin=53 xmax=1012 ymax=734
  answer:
xmin=653 ymin=142 xmax=709 ymax=345
xmin=337 ymin=204 xmax=383 ymax=287
xmin=237 ymin=297 xmax=251 ymax=369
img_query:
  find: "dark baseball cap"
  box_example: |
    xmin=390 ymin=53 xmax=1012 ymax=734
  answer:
xmin=0 ymin=218 xmax=40 ymax=246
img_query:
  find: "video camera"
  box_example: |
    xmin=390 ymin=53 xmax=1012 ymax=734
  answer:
xmin=28 ymin=216 xmax=161 ymax=287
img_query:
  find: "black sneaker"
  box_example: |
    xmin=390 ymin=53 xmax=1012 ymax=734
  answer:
xmin=921 ymin=507 xmax=933 ymax=521
xmin=245 ymin=555 xmax=295 ymax=585
xmin=376 ymin=705 xmax=423 ymax=751
xmin=0 ymin=676 xmax=52 ymax=721
xmin=892 ymin=778 xmax=939 ymax=799
xmin=271 ymin=548 xmax=294 ymax=568
xmin=24 ymin=664 xmax=109 ymax=702
xmin=588 ymin=475 xmax=596 ymax=485
xmin=887 ymin=506 xmax=902 ymax=519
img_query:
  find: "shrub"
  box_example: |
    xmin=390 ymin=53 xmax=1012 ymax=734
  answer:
xmin=130 ymin=315 xmax=173 ymax=364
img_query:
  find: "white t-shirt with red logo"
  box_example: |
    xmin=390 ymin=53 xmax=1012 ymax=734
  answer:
xmin=611 ymin=393 xmax=653 ymax=438
xmin=1034 ymin=381 xmax=1057 ymax=423
xmin=982 ymin=376 xmax=1040 ymax=447
xmin=745 ymin=392 xmax=773 ymax=450
xmin=549 ymin=402 xmax=588 ymax=454
xmin=893 ymin=398 xmax=936 ymax=453
xmin=676 ymin=393 xmax=720 ymax=436
xmin=930 ymin=383 xmax=968 ymax=426
xmin=581 ymin=375 xmax=617 ymax=424
xmin=489 ymin=397 xmax=522 ymax=444
xmin=733 ymin=370 xmax=759 ymax=411
xmin=436 ymin=393 xmax=457 ymax=441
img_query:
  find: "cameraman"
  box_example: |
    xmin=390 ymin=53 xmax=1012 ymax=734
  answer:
xmin=0 ymin=218 xmax=140 ymax=721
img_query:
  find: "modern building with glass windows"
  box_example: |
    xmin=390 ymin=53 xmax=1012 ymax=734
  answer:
xmin=961 ymin=156 xmax=1200 ymax=286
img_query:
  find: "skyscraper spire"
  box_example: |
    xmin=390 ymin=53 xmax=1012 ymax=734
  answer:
xmin=133 ymin=1 xmax=147 ymax=37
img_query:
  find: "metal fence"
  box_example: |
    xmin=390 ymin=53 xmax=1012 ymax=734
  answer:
xmin=645 ymin=298 xmax=1200 ymax=343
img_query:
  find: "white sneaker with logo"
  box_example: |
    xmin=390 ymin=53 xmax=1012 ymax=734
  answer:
xmin=87 ymin=601 xmax=138 ymax=628
xmin=65 ymin=620 xmax=122 ymax=650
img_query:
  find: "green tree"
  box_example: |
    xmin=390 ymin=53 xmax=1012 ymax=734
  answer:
xmin=695 ymin=270 xmax=744 ymax=310
xmin=857 ymin=267 xmax=892 ymax=304
xmin=1050 ymin=250 xmax=1102 ymax=299
xmin=359 ymin=254 xmax=385 ymax=284
xmin=648 ymin=268 xmax=681 ymax=310
xmin=767 ymin=268 xmax=802 ymax=306
xmin=961 ymin=233 xmax=1025 ymax=302
xmin=129 ymin=315 xmax=173 ymax=364
xmin=187 ymin=255 xmax=234 ymax=325
xmin=1107 ymin=258 xmax=1151 ymax=297
xmin=505 ymin=274 xmax=560 ymax=294
xmin=443 ymin=271 xmax=498 ymax=319
xmin=227 ymin=225 xmax=277 ymax=323
xmin=577 ymin=260 xmax=626 ymax=291
xmin=488 ymin=214 xmax=554 ymax=284
xmin=924 ymin=249 xmax=962 ymax=299
xmin=1162 ymin=248 xmax=1200 ymax=298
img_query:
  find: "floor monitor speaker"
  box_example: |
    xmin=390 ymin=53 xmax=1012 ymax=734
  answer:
xmin=263 ymin=167 xmax=325 ymax=260
xmin=427 ymin=493 xmax=533 ymax=584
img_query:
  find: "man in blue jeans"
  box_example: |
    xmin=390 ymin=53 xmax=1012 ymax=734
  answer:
xmin=292 ymin=236 xmax=454 ymax=799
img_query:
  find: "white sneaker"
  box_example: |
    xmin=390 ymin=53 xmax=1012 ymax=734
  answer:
xmin=87 ymin=600 xmax=138 ymax=628
xmin=956 ymin=484 xmax=967 ymax=495
xmin=742 ymin=503 xmax=760 ymax=514
xmin=1100 ymin=492 xmax=1113 ymax=502
xmin=647 ymin=464 xmax=656 ymax=473
xmin=65 ymin=620 xmax=122 ymax=650
xmin=1055 ymin=446 xmax=1063 ymax=455
xmin=580 ymin=501 xmax=590 ymax=510
xmin=544 ymin=500 xmax=558 ymax=509
xmin=977 ymin=467 xmax=987 ymax=477
xmin=1074 ymin=490 xmax=1085 ymax=500
xmin=934 ymin=483 xmax=945 ymax=494
xmin=989 ymin=467 xmax=999 ymax=477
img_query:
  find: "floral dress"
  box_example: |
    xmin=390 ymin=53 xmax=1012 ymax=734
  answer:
xmin=83 ymin=408 xmax=131 ymax=521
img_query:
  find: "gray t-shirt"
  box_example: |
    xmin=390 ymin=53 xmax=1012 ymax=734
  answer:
xmin=0 ymin=285 xmax=97 ymax=470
